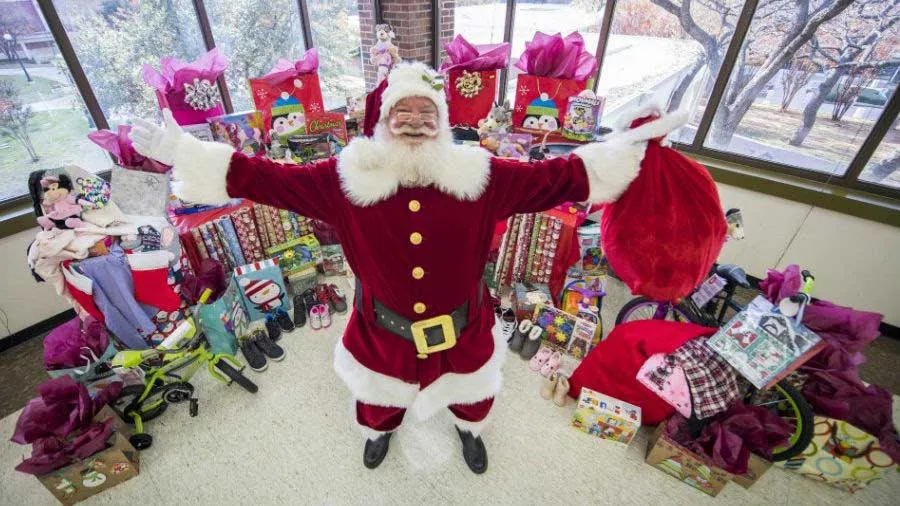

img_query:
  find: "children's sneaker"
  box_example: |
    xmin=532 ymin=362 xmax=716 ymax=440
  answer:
xmin=309 ymin=304 xmax=323 ymax=330
xmin=509 ymin=319 xmax=533 ymax=353
xmin=292 ymin=294 xmax=307 ymax=327
xmin=265 ymin=316 xmax=283 ymax=342
xmin=275 ymin=308 xmax=295 ymax=332
xmin=316 ymin=284 xmax=348 ymax=314
xmin=239 ymin=337 xmax=267 ymax=372
xmin=252 ymin=329 xmax=284 ymax=362
xmin=301 ymin=288 xmax=319 ymax=317
xmin=499 ymin=308 xmax=517 ymax=342
xmin=319 ymin=304 xmax=332 ymax=328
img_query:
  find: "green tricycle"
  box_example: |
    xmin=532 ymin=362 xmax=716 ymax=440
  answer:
xmin=110 ymin=289 xmax=257 ymax=450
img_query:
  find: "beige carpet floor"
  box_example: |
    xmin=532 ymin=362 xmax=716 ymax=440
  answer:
xmin=1 ymin=277 xmax=899 ymax=505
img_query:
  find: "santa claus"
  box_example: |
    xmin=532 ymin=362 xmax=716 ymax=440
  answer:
xmin=131 ymin=62 xmax=686 ymax=474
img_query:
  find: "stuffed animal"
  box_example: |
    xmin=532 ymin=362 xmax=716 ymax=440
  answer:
xmin=33 ymin=174 xmax=87 ymax=230
xmin=370 ymin=24 xmax=401 ymax=84
xmin=476 ymin=100 xmax=512 ymax=137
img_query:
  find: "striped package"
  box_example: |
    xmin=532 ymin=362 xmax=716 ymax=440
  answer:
xmin=234 ymin=257 xmax=279 ymax=276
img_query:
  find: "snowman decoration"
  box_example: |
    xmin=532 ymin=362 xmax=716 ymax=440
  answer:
xmin=240 ymin=278 xmax=285 ymax=314
xmin=521 ymin=93 xmax=559 ymax=131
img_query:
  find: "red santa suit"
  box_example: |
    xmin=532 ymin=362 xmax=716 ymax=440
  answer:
xmin=168 ymin=62 xmax=686 ymax=438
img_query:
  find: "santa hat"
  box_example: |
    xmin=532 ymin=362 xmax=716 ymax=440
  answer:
xmin=362 ymin=62 xmax=449 ymax=137
xmin=525 ymin=93 xmax=558 ymax=119
xmin=240 ymin=277 xmax=278 ymax=299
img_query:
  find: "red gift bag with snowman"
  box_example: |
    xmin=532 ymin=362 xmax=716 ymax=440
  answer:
xmin=248 ymin=49 xmax=325 ymax=144
xmin=511 ymin=32 xmax=596 ymax=132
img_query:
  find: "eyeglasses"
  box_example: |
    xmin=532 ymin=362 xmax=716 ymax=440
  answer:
xmin=394 ymin=111 xmax=437 ymax=123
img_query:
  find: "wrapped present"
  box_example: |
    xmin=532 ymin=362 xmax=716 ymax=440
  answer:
xmin=645 ymin=423 xmax=733 ymax=497
xmin=440 ymin=35 xmax=510 ymax=128
xmin=266 ymin=234 xmax=321 ymax=277
xmin=572 ymin=387 xmax=641 ymax=445
xmin=306 ymin=111 xmax=349 ymax=147
xmin=207 ymin=111 xmax=266 ymax=155
xmin=288 ymin=265 xmax=318 ymax=295
xmin=142 ymin=48 xmax=227 ymax=126
xmin=561 ymin=92 xmax=604 ymax=142
xmin=532 ymin=303 xmax=597 ymax=359
xmin=511 ymin=32 xmax=595 ymax=133
xmin=249 ymin=49 xmax=324 ymax=145
xmin=777 ymin=416 xmax=898 ymax=493
xmin=321 ymin=244 xmax=346 ymax=276
xmin=511 ymin=281 xmax=552 ymax=321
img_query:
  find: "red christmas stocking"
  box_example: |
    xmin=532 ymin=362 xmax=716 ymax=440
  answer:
xmin=128 ymin=250 xmax=182 ymax=312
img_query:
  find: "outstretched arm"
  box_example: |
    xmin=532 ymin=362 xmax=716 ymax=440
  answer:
xmin=131 ymin=110 xmax=342 ymax=223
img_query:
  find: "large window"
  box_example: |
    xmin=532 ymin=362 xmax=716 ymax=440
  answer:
xmin=206 ymin=0 xmax=306 ymax=112
xmin=859 ymin=115 xmax=900 ymax=189
xmin=308 ymin=0 xmax=366 ymax=110
xmin=703 ymin=0 xmax=900 ymax=177
xmin=454 ymin=0 xmax=508 ymax=45
xmin=0 ymin=1 xmax=111 ymax=201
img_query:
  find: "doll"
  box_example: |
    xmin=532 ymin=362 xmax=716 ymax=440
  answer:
xmin=370 ymin=24 xmax=401 ymax=84
xmin=35 ymin=175 xmax=87 ymax=230
xmin=476 ymin=100 xmax=511 ymax=137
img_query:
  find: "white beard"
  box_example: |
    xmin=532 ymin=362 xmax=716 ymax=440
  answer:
xmin=373 ymin=123 xmax=454 ymax=188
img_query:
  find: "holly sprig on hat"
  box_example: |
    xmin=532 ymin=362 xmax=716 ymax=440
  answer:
xmin=421 ymin=73 xmax=444 ymax=91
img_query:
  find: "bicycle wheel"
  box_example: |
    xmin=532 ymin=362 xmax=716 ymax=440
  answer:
xmin=745 ymin=380 xmax=814 ymax=461
xmin=615 ymin=297 xmax=692 ymax=325
xmin=215 ymin=360 xmax=259 ymax=393
xmin=114 ymin=384 xmax=168 ymax=424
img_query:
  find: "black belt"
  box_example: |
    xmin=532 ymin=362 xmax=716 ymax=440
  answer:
xmin=354 ymin=279 xmax=474 ymax=358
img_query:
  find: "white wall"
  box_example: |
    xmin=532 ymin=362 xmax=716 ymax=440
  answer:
xmin=0 ymin=182 xmax=897 ymax=342
xmin=0 ymin=228 xmax=72 ymax=339
xmin=716 ymin=183 xmax=900 ymax=325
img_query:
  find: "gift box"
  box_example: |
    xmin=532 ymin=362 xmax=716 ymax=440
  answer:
xmin=36 ymin=408 xmax=140 ymax=505
xmin=776 ymin=416 xmax=898 ymax=493
xmin=441 ymin=36 xmax=510 ymax=128
xmin=207 ymin=111 xmax=267 ymax=155
xmin=266 ymin=234 xmax=321 ymax=277
xmin=233 ymin=259 xmax=292 ymax=323
xmin=562 ymin=93 xmax=604 ymax=142
xmin=532 ymin=303 xmax=597 ymax=359
xmin=571 ymin=387 xmax=641 ymax=445
xmin=142 ymin=48 xmax=227 ymax=126
xmin=306 ymin=112 xmax=349 ymax=147
xmin=731 ymin=453 xmax=772 ymax=489
xmin=645 ymin=423 xmax=733 ymax=497
xmin=288 ymin=265 xmax=318 ymax=295
xmin=321 ymin=244 xmax=346 ymax=276
xmin=249 ymin=49 xmax=324 ymax=145
xmin=511 ymin=281 xmax=552 ymax=321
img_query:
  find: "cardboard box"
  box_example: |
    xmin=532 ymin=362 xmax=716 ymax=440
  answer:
xmin=37 ymin=406 xmax=140 ymax=505
xmin=571 ymin=388 xmax=641 ymax=445
xmin=511 ymin=282 xmax=552 ymax=321
xmin=731 ymin=453 xmax=772 ymax=489
xmin=645 ymin=424 xmax=733 ymax=497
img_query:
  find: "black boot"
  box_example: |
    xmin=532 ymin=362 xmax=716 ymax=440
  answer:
xmin=456 ymin=427 xmax=488 ymax=474
xmin=363 ymin=432 xmax=392 ymax=469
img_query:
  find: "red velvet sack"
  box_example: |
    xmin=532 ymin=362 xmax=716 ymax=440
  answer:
xmin=601 ymin=116 xmax=727 ymax=302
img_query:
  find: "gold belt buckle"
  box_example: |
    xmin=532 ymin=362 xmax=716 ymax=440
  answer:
xmin=410 ymin=314 xmax=457 ymax=359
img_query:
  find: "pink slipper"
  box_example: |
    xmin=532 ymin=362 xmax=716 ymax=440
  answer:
xmin=309 ymin=305 xmax=323 ymax=330
xmin=318 ymin=304 xmax=332 ymax=328
xmin=540 ymin=351 xmax=562 ymax=377
xmin=530 ymin=347 xmax=553 ymax=371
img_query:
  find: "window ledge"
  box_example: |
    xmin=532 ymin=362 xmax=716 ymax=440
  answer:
xmin=0 ymin=205 xmax=38 ymax=239
xmin=688 ymin=152 xmax=900 ymax=229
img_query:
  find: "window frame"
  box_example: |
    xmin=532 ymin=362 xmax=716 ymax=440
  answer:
xmin=1 ymin=0 xmax=898 ymax=234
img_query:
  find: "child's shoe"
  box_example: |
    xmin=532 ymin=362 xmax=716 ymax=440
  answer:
xmin=540 ymin=351 xmax=562 ymax=378
xmin=316 ymin=284 xmax=348 ymax=314
xmin=509 ymin=319 xmax=532 ymax=353
xmin=529 ymin=347 xmax=552 ymax=372
xmin=499 ymin=308 xmax=517 ymax=342
xmin=519 ymin=325 xmax=544 ymax=360
xmin=252 ymin=329 xmax=285 ymax=362
xmin=292 ymin=294 xmax=307 ymax=327
xmin=309 ymin=304 xmax=323 ymax=330
xmin=265 ymin=316 xmax=282 ymax=342
xmin=553 ymin=375 xmax=570 ymax=406
xmin=240 ymin=336 xmax=267 ymax=372
xmin=275 ymin=307 xmax=295 ymax=332
xmin=319 ymin=304 xmax=332 ymax=328
xmin=540 ymin=372 xmax=559 ymax=400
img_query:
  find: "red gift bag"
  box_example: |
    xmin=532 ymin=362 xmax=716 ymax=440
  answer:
xmin=601 ymin=115 xmax=727 ymax=302
xmin=249 ymin=50 xmax=325 ymax=141
xmin=512 ymin=74 xmax=586 ymax=132
xmin=447 ymin=69 xmax=499 ymax=128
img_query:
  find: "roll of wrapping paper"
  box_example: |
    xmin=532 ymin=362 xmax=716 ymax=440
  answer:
xmin=267 ymin=206 xmax=286 ymax=245
xmin=532 ymin=214 xmax=550 ymax=283
xmin=179 ymin=231 xmax=203 ymax=274
xmin=215 ymin=216 xmax=247 ymax=267
xmin=278 ymin=209 xmax=295 ymax=240
xmin=260 ymin=205 xmax=281 ymax=246
xmin=231 ymin=207 xmax=265 ymax=262
xmin=499 ymin=214 xmax=521 ymax=287
xmin=492 ymin=215 xmax=513 ymax=287
xmin=295 ymin=213 xmax=312 ymax=235
xmin=198 ymin=223 xmax=220 ymax=263
xmin=286 ymin=211 xmax=301 ymax=239
xmin=541 ymin=216 xmax=562 ymax=283
xmin=525 ymin=214 xmax=541 ymax=282
xmin=252 ymin=204 xmax=272 ymax=250
xmin=511 ymin=214 xmax=531 ymax=283
xmin=191 ymin=228 xmax=209 ymax=259
xmin=206 ymin=221 xmax=233 ymax=270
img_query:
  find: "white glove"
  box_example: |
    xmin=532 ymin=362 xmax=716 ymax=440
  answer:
xmin=129 ymin=109 xmax=184 ymax=166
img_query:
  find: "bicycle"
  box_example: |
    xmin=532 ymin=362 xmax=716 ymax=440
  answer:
xmin=616 ymin=265 xmax=817 ymax=461
xmin=110 ymin=290 xmax=258 ymax=450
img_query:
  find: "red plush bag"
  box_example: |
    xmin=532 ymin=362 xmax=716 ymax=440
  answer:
xmin=601 ymin=115 xmax=727 ymax=302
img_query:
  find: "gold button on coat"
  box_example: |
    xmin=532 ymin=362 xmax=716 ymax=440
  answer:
xmin=410 ymin=232 xmax=422 ymax=245
xmin=408 ymin=200 xmax=421 ymax=212
xmin=412 ymin=267 xmax=424 ymax=279
xmin=414 ymin=302 xmax=426 ymax=314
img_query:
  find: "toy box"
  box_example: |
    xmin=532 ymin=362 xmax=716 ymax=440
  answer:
xmin=571 ymin=388 xmax=641 ymax=445
xmin=533 ymin=303 xmax=597 ymax=359
xmin=511 ymin=281 xmax=552 ymax=321
xmin=306 ymin=111 xmax=348 ymax=146
xmin=288 ymin=265 xmax=318 ymax=295
xmin=731 ymin=453 xmax=772 ymax=489
xmin=207 ymin=111 xmax=266 ymax=155
xmin=266 ymin=234 xmax=321 ymax=277
xmin=321 ymin=244 xmax=346 ymax=276
xmin=36 ymin=406 xmax=140 ymax=505
xmin=645 ymin=423 xmax=733 ymax=497
xmin=562 ymin=93 xmax=604 ymax=142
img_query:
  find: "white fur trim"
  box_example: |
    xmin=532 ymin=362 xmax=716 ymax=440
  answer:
xmin=378 ymin=62 xmax=449 ymax=126
xmin=126 ymin=250 xmax=171 ymax=271
xmin=171 ymin=134 xmax=234 ymax=206
xmin=453 ymin=416 xmax=490 ymax=438
xmin=575 ymin=107 xmax=689 ymax=203
xmin=332 ymin=319 xmax=506 ymax=420
xmin=337 ymin=128 xmax=490 ymax=206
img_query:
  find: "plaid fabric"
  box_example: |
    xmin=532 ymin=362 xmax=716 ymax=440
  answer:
xmin=667 ymin=337 xmax=741 ymax=420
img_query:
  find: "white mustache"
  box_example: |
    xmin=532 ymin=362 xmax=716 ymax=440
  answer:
xmin=390 ymin=124 xmax=438 ymax=137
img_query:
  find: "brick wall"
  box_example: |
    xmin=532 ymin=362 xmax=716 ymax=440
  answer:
xmin=438 ymin=0 xmax=455 ymax=66
xmin=358 ymin=0 xmax=379 ymax=89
